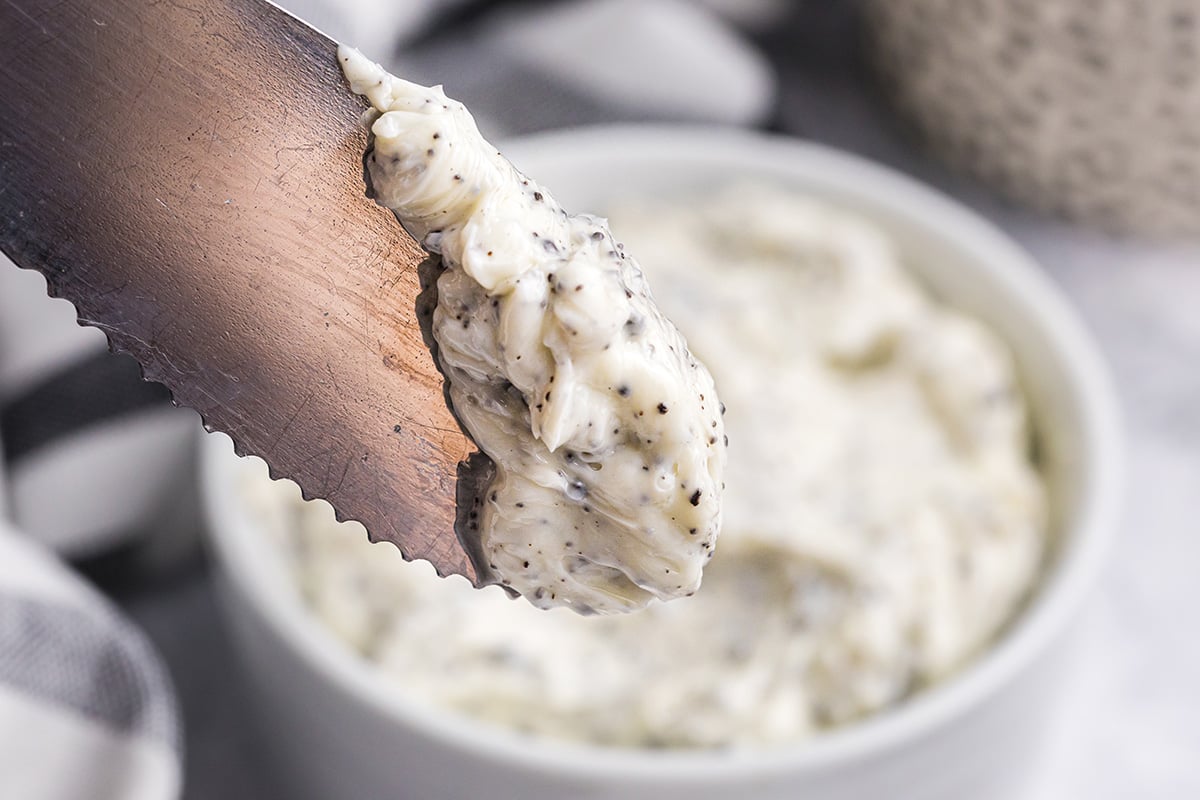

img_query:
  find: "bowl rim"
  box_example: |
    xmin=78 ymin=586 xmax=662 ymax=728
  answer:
xmin=201 ymin=124 xmax=1123 ymax=783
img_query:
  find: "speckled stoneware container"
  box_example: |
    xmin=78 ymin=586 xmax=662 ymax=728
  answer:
xmin=865 ymin=0 xmax=1200 ymax=236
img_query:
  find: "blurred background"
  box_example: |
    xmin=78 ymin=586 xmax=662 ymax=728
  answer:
xmin=1 ymin=0 xmax=1197 ymax=797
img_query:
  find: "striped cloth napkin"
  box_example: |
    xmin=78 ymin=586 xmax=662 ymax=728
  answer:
xmin=0 ymin=261 xmax=191 ymax=800
xmin=0 ymin=526 xmax=180 ymax=800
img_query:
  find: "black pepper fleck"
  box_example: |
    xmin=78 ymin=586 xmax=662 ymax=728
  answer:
xmin=689 ymin=490 xmax=702 ymax=506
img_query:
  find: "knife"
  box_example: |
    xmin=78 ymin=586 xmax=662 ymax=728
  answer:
xmin=0 ymin=0 xmax=488 ymax=582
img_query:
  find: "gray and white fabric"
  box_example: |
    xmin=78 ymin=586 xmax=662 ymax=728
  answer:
xmin=0 ymin=264 xmax=201 ymax=563
xmin=389 ymin=0 xmax=778 ymax=136
xmin=274 ymin=0 xmax=778 ymax=136
xmin=0 ymin=260 xmax=190 ymax=800
xmin=0 ymin=525 xmax=180 ymax=799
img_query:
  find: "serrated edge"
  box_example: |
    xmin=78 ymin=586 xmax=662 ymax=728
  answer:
xmin=8 ymin=256 xmax=480 ymax=582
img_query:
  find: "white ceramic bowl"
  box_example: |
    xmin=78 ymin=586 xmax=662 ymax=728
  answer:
xmin=200 ymin=126 xmax=1122 ymax=800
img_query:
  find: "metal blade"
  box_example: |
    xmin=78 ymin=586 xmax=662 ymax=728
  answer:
xmin=0 ymin=0 xmax=480 ymax=579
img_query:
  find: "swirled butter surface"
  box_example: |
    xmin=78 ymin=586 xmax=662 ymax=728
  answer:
xmin=243 ymin=181 xmax=1047 ymax=748
xmin=340 ymin=48 xmax=726 ymax=613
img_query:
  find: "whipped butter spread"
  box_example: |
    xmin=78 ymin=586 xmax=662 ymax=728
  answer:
xmin=245 ymin=183 xmax=1047 ymax=748
xmin=339 ymin=48 xmax=726 ymax=614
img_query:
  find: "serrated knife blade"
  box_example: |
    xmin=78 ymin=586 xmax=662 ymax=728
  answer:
xmin=0 ymin=0 xmax=485 ymax=580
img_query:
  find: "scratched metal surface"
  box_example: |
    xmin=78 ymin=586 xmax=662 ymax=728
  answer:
xmin=0 ymin=0 xmax=478 ymax=579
